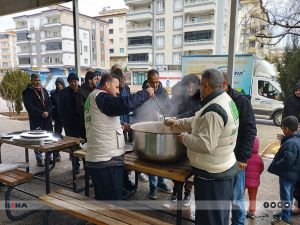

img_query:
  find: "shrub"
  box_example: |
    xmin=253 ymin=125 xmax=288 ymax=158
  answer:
xmin=0 ymin=70 xmax=30 ymax=115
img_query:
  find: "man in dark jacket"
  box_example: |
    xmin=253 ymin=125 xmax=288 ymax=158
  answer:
xmin=23 ymin=74 xmax=53 ymax=167
xmin=76 ymin=71 xmax=97 ymax=133
xmin=223 ymin=72 xmax=257 ymax=225
xmin=50 ymin=77 xmax=65 ymax=162
xmin=268 ymin=116 xmax=300 ymax=225
xmin=133 ymin=69 xmax=172 ymax=200
xmin=283 ymin=82 xmax=300 ymax=122
xmin=59 ymin=73 xmax=83 ymax=173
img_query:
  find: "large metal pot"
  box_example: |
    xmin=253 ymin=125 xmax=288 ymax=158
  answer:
xmin=131 ymin=121 xmax=187 ymax=163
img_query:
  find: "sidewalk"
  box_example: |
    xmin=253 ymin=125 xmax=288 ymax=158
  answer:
xmin=0 ymin=116 xmax=299 ymax=225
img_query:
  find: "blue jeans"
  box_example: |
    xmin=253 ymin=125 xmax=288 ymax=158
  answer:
xmin=34 ymin=150 xmax=43 ymax=161
xmin=149 ymin=175 xmax=165 ymax=192
xmin=279 ymin=177 xmax=295 ymax=224
xmin=231 ymin=170 xmax=245 ymax=225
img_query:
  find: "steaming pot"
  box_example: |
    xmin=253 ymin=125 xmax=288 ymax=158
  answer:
xmin=131 ymin=121 xmax=187 ymax=163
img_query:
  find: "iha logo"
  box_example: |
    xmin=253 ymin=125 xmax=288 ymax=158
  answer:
xmin=5 ymin=200 xmax=28 ymax=209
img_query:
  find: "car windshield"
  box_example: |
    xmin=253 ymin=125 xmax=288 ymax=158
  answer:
xmin=44 ymin=76 xmax=69 ymax=93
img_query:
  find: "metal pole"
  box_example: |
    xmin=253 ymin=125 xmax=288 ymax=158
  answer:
xmin=227 ymin=0 xmax=238 ymax=86
xmin=72 ymin=0 xmax=81 ymax=83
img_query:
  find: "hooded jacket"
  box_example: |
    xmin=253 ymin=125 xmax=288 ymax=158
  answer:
xmin=282 ymin=84 xmax=300 ymax=122
xmin=227 ymin=85 xmax=257 ymax=163
xmin=268 ymin=133 xmax=300 ymax=183
xmin=245 ymin=136 xmax=264 ymax=188
xmin=50 ymin=78 xmax=65 ymax=122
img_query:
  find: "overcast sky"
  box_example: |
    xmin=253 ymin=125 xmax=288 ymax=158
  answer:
xmin=0 ymin=0 xmax=126 ymax=32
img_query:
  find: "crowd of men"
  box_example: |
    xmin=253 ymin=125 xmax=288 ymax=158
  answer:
xmin=21 ymin=65 xmax=300 ymax=225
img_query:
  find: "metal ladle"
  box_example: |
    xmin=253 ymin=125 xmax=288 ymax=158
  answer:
xmin=153 ymin=95 xmax=166 ymax=121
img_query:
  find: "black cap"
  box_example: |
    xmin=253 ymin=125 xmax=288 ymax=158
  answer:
xmin=67 ymin=73 xmax=79 ymax=82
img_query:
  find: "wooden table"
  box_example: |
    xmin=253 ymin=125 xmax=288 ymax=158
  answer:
xmin=124 ymin=152 xmax=192 ymax=225
xmin=0 ymin=136 xmax=81 ymax=194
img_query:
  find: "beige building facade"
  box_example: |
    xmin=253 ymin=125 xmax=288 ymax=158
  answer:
xmin=14 ymin=5 xmax=109 ymax=77
xmin=238 ymin=0 xmax=270 ymax=58
xmin=96 ymin=8 xmax=128 ymax=70
xmin=125 ymin=0 xmax=231 ymax=87
xmin=0 ymin=30 xmax=17 ymax=70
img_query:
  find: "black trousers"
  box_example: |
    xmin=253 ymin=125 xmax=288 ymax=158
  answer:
xmin=54 ymin=120 xmax=63 ymax=134
xmin=87 ymin=166 xmax=123 ymax=200
xmin=194 ymin=175 xmax=234 ymax=225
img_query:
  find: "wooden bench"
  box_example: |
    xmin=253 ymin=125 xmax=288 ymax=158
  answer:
xmin=0 ymin=169 xmax=37 ymax=221
xmin=40 ymin=189 xmax=171 ymax=225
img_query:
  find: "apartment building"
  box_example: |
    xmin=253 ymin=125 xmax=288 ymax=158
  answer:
xmin=13 ymin=5 xmax=109 ymax=78
xmin=125 ymin=0 xmax=230 ymax=86
xmin=238 ymin=0 xmax=270 ymax=57
xmin=0 ymin=30 xmax=17 ymax=70
xmin=96 ymin=8 xmax=128 ymax=69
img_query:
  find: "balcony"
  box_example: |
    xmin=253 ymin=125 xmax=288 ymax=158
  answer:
xmin=127 ymin=25 xmax=152 ymax=37
xmin=15 ymin=22 xmax=28 ymax=31
xmin=184 ymin=18 xmax=215 ymax=32
xmin=127 ymin=9 xmax=153 ymax=21
xmin=43 ymin=17 xmax=61 ymax=27
xmin=124 ymin=0 xmax=152 ymax=5
xmin=184 ymin=0 xmax=216 ymax=13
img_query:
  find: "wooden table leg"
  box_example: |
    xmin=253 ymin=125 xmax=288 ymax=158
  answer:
xmin=176 ymin=182 xmax=184 ymax=225
xmin=0 ymin=143 xmax=3 ymax=163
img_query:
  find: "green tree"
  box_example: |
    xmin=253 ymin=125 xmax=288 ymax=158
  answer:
xmin=0 ymin=70 xmax=30 ymax=115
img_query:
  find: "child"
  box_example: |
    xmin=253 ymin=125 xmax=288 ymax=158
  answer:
xmin=268 ymin=115 xmax=300 ymax=225
xmin=245 ymin=136 xmax=264 ymax=219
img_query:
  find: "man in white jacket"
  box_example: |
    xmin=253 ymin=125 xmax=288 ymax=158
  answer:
xmin=165 ymin=68 xmax=239 ymax=225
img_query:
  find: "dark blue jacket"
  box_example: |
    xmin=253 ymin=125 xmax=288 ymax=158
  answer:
xmin=227 ymin=85 xmax=257 ymax=163
xmin=119 ymin=85 xmax=131 ymax=124
xmin=268 ymin=133 xmax=300 ymax=183
xmin=132 ymin=80 xmax=169 ymax=123
xmin=95 ymin=89 xmax=150 ymax=117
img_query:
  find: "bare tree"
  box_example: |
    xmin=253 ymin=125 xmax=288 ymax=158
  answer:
xmin=241 ymin=0 xmax=300 ymax=45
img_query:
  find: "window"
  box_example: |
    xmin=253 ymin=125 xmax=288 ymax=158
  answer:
xmin=18 ymin=57 xmax=30 ymax=65
xmin=120 ymin=48 xmax=125 ymax=54
xmin=156 ymin=53 xmax=164 ymax=65
xmin=93 ymin=59 xmax=97 ymax=66
xmin=119 ymin=28 xmax=124 ymax=34
xmin=184 ymin=30 xmax=213 ymax=42
xmin=173 ymin=34 xmax=182 ymax=48
xmin=46 ymin=42 xmax=62 ymax=51
xmin=92 ymin=33 xmax=95 ymax=40
xmin=128 ymin=36 xmax=152 ymax=46
xmin=110 ymin=48 xmax=114 ymax=53
xmin=156 ymin=0 xmax=165 ymax=13
xmin=173 ymin=52 xmax=182 ymax=65
xmin=156 ymin=18 xmax=165 ymax=31
xmin=109 ymin=29 xmax=114 ymax=34
xmin=84 ymin=46 xmax=88 ymax=52
xmin=173 ymin=16 xmax=183 ymax=30
xmin=84 ymin=58 xmax=88 ymax=64
xmin=174 ymin=0 xmax=183 ymax=11
xmin=156 ymin=36 xmax=164 ymax=49
xmin=110 ymin=39 xmax=114 ymax=44
xmin=249 ymin=40 xmax=256 ymax=48
xmin=133 ymin=72 xmax=147 ymax=85
xmin=128 ymin=53 xmax=148 ymax=62
xmin=108 ymin=18 xmax=113 ymax=24
xmin=258 ymin=80 xmax=281 ymax=100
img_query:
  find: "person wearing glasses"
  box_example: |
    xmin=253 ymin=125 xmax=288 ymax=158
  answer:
xmin=22 ymin=74 xmax=53 ymax=167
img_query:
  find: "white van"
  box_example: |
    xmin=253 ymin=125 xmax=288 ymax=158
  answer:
xmin=251 ymin=60 xmax=283 ymax=126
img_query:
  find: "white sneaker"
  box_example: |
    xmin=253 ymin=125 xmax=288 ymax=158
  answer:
xmin=138 ymin=173 xmax=148 ymax=182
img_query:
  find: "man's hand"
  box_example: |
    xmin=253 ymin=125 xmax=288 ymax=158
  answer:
xmin=238 ymin=161 xmax=247 ymax=170
xmin=164 ymin=118 xmax=177 ymax=128
xmin=277 ymin=133 xmax=284 ymax=141
xmin=146 ymin=87 xmax=155 ymax=97
xmin=177 ymin=133 xmax=184 ymax=143
xmin=42 ymin=112 xmax=49 ymax=118
xmin=123 ymin=123 xmax=131 ymax=132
